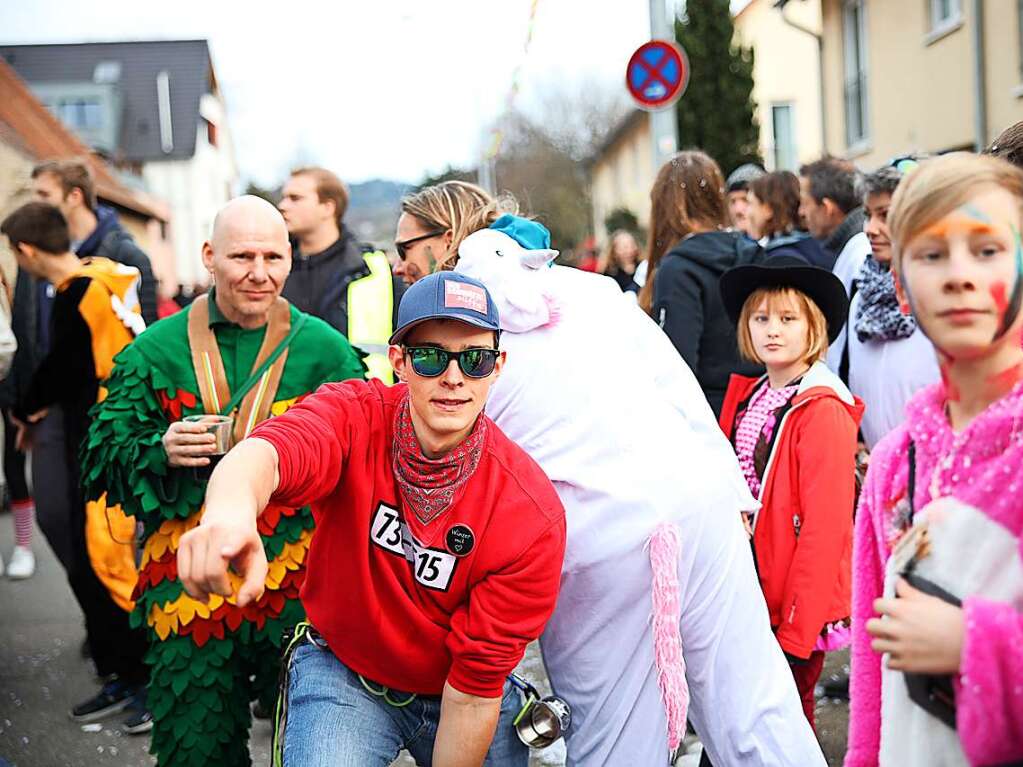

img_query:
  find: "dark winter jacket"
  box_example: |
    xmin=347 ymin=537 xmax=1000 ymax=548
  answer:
xmin=765 ymin=230 xmax=835 ymax=270
xmin=652 ymin=230 xmax=765 ymax=416
xmin=76 ymin=206 xmax=158 ymax=326
xmin=282 ymin=228 xmax=405 ymax=338
xmin=822 ymin=207 xmax=867 ymax=262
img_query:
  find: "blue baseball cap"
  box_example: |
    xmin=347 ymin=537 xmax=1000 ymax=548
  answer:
xmin=389 ymin=272 xmax=501 ymax=345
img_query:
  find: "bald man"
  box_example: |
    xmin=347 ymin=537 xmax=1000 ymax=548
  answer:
xmin=81 ymin=196 xmax=366 ymax=765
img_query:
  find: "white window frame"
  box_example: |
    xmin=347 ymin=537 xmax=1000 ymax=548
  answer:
xmin=842 ymin=0 xmax=870 ymax=151
xmin=770 ymin=102 xmax=797 ymax=171
xmin=925 ymin=0 xmax=963 ymax=45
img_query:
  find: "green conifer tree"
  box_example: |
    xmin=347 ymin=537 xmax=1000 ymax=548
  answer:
xmin=674 ymin=0 xmax=761 ymax=176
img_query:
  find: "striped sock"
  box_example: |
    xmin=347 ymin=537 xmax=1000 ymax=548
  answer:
xmin=11 ymin=499 xmax=34 ymax=548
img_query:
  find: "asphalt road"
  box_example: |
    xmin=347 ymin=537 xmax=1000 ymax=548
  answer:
xmin=0 ymin=514 xmax=847 ymax=766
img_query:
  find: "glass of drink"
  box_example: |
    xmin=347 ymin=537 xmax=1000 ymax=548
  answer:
xmin=183 ymin=414 xmax=233 ymax=482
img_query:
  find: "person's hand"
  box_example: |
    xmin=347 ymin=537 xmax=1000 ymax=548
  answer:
xmin=163 ymin=420 xmax=217 ymax=468
xmin=11 ymin=413 xmax=32 ymax=452
xmin=741 ymin=512 xmax=754 ymax=539
xmin=177 ymin=518 xmax=267 ymax=606
xmin=867 ymin=578 xmax=964 ymax=674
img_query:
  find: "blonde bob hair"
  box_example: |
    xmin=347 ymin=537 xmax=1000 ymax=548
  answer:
xmin=400 ymin=181 xmax=518 ymax=271
xmin=737 ymin=286 xmax=829 ymax=366
xmin=888 ymin=152 xmax=1023 ymax=269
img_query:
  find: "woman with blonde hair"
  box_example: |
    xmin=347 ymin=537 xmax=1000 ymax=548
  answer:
xmin=393 ymin=181 xmax=515 ymax=284
xmin=846 ymin=153 xmax=1023 ymax=766
xmin=597 ymin=229 xmax=642 ymax=293
xmin=718 ymin=255 xmax=862 ymax=730
xmin=641 ymin=150 xmax=764 ymax=416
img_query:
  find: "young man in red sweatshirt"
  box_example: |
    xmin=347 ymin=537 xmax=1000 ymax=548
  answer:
xmin=177 ymin=271 xmax=566 ymax=767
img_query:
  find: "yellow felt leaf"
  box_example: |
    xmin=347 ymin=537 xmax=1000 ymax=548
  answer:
xmin=270 ymin=397 xmax=298 ymax=417
xmin=149 ymin=605 xmax=179 ymax=641
xmin=266 ymin=560 xmax=286 ymax=589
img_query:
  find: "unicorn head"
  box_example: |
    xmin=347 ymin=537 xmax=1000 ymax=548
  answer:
xmin=455 ymin=215 xmax=560 ymax=333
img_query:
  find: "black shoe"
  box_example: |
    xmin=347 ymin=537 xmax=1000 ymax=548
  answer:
xmin=121 ymin=699 xmax=152 ymax=736
xmin=69 ymin=678 xmax=138 ymax=722
xmin=821 ymin=673 xmax=850 ymax=700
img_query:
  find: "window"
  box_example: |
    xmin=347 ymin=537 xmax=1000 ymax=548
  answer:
xmin=842 ymin=0 xmax=869 ymax=148
xmin=52 ymin=98 xmax=104 ymax=130
xmin=771 ymin=104 xmax=797 ymax=171
xmin=93 ymin=61 xmax=122 ymax=84
xmin=929 ymin=0 xmax=961 ymax=29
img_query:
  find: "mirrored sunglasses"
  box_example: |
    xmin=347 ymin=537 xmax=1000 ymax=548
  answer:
xmin=403 ymin=346 xmax=499 ymax=378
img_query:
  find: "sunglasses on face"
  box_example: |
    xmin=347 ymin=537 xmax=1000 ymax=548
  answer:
xmin=395 ymin=230 xmax=445 ymax=261
xmin=403 ymin=345 xmax=500 ymax=378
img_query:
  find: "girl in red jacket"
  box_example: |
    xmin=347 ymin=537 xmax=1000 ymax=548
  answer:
xmin=718 ymin=254 xmax=864 ymax=728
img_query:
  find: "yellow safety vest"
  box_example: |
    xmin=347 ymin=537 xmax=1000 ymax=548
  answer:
xmin=347 ymin=250 xmax=395 ymax=383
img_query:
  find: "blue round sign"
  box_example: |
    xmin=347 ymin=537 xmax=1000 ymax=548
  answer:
xmin=626 ymin=40 xmax=690 ymax=110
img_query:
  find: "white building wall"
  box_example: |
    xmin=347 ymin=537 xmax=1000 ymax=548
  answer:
xmin=142 ymin=97 xmax=237 ymax=287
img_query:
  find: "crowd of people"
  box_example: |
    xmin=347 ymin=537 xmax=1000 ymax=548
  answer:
xmin=1 ymin=117 xmax=1022 ymax=767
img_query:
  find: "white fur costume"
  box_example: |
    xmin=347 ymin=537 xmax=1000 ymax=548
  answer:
xmin=456 ymin=226 xmax=826 ymax=767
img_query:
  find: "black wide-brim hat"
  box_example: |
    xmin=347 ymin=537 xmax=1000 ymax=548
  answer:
xmin=719 ymin=254 xmax=850 ymax=343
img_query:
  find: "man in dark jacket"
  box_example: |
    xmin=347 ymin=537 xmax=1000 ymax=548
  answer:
xmin=277 ymin=166 xmax=405 ymax=382
xmin=653 ymin=231 xmax=765 ymax=417
xmin=798 ymin=157 xmax=871 ymax=374
xmin=32 ymin=160 xmax=158 ymax=326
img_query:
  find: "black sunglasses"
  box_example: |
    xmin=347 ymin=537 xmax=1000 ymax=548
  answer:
xmin=403 ymin=346 xmax=500 ymax=378
xmin=395 ymin=230 xmax=445 ymax=261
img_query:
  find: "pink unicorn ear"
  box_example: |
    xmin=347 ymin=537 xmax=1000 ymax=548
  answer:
xmin=520 ymin=248 xmax=558 ymax=270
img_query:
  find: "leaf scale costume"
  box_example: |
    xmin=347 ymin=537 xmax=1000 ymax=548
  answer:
xmin=81 ymin=292 xmax=366 ymax=766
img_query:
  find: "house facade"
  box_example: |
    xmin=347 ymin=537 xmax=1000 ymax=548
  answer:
xmin=589 ymin=110 xmax=654 ymax=247
xmin=734 ymin=0 xmax=824 ymax=171
xmin=819 ymin=0 xmax=1023 ymax=167
xmin=0 ymin=40 xmax=237 ymax=287
xmin=0 ymin=58 xmax=171 ymax=289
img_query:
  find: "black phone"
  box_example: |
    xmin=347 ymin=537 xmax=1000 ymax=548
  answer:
xmin=899 ymin=570 xmax=961 ymax=730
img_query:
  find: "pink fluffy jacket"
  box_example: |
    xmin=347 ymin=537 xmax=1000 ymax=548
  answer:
xmin=845 ymin=381 xmax=1023 ymax=767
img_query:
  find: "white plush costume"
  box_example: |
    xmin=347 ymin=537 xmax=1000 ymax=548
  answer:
xmin=456 ymin=223 xmax=826 ymax=767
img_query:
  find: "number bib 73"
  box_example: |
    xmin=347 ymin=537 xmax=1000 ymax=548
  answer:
xmin=370 ymin=504 xmax=458 ymax=592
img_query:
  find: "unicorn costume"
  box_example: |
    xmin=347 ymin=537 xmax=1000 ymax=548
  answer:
xmin=455 ymin=216 xmax=826 ymax=766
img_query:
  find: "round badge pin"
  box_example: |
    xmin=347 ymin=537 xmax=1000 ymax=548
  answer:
xmin=445 ymin=524 xmax=475 ymax=557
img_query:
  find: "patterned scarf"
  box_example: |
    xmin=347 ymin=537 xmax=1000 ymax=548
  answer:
xmin=854 ymin=255 xmax=917 ymax=343
xmin=392 ymin=391 xmax=488 ymax=525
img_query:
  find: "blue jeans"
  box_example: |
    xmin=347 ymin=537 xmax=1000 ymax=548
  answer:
xmin=283 ymin=641 xmax=529 ymax=767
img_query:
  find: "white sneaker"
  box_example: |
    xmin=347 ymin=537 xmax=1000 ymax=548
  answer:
xmin=7 ymin=546 xmax=35 ymax=579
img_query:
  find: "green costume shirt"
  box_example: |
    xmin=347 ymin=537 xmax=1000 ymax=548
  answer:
xmin=81 ymin=294 xmax=366 ymax=767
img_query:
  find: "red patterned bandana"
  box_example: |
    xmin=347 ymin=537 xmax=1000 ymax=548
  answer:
xmin=392 ymin=391 xmax=488 ymax=525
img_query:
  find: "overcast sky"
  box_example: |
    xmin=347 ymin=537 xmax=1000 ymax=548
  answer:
xmin=2 ymin=1 xmax=747 ymax=186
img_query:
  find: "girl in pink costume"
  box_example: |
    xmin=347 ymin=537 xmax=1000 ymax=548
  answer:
xmin=846 ymin=153 xmax=1023 ymax=767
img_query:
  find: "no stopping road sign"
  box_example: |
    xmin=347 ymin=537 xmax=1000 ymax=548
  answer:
xmin=627 ymin=40 xmax=690 ymax=110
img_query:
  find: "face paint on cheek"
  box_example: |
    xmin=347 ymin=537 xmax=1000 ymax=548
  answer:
xmin=993 ymin=225 xmax=1023 ymax=342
